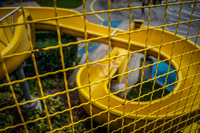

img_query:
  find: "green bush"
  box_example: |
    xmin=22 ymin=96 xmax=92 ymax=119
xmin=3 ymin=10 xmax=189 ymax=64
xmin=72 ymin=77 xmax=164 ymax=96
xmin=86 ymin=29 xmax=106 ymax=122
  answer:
xmin=0 ymin=32 xmax=83 ymax=132
xmin=0 ymin=112 xmax=14 ymax=133
xmin=0 ymin=83 xmax=23 ymax=108
xmin=24 ymin=31 xmax=77 ymax=77
xmin=22 ymin=97 xmax=86 ymax=133
xmin=127 ymin=81 xmax=170 ymax=101
xmin=0 ymin=84 xmax=23 ymax=132
xmin=27 ymin=76 xmax=65 ymax=97
xmin=0 ymin=81 xmax=85 ymax=133
xmin=38 ymin=0 xmax=83 ymax=8
xmin=0 ymin=96 xmax=85 ymax=132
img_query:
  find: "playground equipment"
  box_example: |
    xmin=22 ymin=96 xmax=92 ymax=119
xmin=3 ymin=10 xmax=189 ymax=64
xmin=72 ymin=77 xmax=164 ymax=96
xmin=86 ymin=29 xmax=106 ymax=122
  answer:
xmin=0 ymin=7 xmax=42 ymax=110
xmin=76 ymin=27 xmax=200 ymax=132
xmin=0 ymin=7 xmax=35 ymax=80
xmin=0 ymin=5 xmax=200 ymax=132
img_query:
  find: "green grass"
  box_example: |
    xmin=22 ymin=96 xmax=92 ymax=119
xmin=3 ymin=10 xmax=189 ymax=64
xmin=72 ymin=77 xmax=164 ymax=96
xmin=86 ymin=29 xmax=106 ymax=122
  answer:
xmin=37 ymin=0 xmax=83 ymax=8
xmin=127 ymin=81 xmax=171 ymax=101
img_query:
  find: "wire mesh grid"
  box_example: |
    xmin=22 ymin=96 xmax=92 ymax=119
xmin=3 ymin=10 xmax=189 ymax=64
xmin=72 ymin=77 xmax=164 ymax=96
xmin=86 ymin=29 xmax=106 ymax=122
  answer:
xmin=0 ymin=0 xmax=200 ymax=132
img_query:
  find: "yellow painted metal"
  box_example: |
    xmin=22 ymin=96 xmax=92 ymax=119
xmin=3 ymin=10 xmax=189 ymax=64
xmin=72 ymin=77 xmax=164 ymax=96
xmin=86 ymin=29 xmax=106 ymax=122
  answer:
xmin=0 ymin=6 xmax=200 ymax=133
xmin=131 ymin=19 xmax=144 ymax=30
xmin=0 ymin=9 xmax=35 ymax=80
xmin=182 ymin=122 xmax=200 ymax=133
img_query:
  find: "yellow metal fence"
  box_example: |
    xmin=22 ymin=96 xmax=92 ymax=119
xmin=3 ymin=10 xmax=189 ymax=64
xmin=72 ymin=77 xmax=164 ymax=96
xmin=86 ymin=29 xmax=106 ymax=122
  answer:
xmin=0 ymin=0 xmax=200 ymax=132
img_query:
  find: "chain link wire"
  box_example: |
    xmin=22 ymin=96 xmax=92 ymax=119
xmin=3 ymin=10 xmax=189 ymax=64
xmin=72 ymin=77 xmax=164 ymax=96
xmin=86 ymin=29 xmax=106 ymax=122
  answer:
xmin=0 ymin=0 xmax=200 ymax=132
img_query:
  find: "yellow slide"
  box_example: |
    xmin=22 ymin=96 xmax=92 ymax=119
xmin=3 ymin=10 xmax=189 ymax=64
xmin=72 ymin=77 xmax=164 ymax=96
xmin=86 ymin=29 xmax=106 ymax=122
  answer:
xmin=0 ymin=8 xmax=35 ymax=80
xmin=1 ymin=7 xmax=200 ymax=132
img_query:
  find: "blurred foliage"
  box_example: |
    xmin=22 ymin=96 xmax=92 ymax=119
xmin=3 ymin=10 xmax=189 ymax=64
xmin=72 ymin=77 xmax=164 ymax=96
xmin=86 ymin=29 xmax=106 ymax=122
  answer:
xmin=24 ymin=31 xmax=77 ymax=77
xmin=22 ymin=97 xmax=86 ymax=133
xmin=0 ymin=31 xmax=84 ymax=132
xmin=127 ymin=81 xmax=171 ymax=101
xmin=38 ymin=0 xmax=83 ymax=8
xmin=0 ymin=112 xmax=14 ymax=132
xmin=0 ymin=87 xmax=85 ymax=132
xmin=0 ymin=83 xmax=23 ymax=108
xmin=27 ymin=76 xmax=65 ymax=97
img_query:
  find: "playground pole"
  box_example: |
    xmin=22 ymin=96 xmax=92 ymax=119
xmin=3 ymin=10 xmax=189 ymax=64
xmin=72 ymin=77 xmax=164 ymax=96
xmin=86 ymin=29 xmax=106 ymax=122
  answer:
xmin=15 ymin=62 xmax=41 ymax=111
xmin=15 ymin=62 xmax=32 ymax=101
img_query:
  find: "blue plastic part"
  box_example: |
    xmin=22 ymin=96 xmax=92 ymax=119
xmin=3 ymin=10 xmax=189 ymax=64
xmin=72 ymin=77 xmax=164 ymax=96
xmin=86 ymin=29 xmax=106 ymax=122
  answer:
xmin=152 ymin=61 xmax=177 ymax=91
xmin=102 ymin=20 xmax=123 ymax=28
xmin=78 ymin=42 xmax=101 ymax=56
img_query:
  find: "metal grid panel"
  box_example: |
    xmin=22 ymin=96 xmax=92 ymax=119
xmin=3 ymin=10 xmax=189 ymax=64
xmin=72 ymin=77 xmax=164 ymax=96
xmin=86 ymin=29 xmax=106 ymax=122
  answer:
xmin=0 ymin=0 xmax=200 ymax=132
